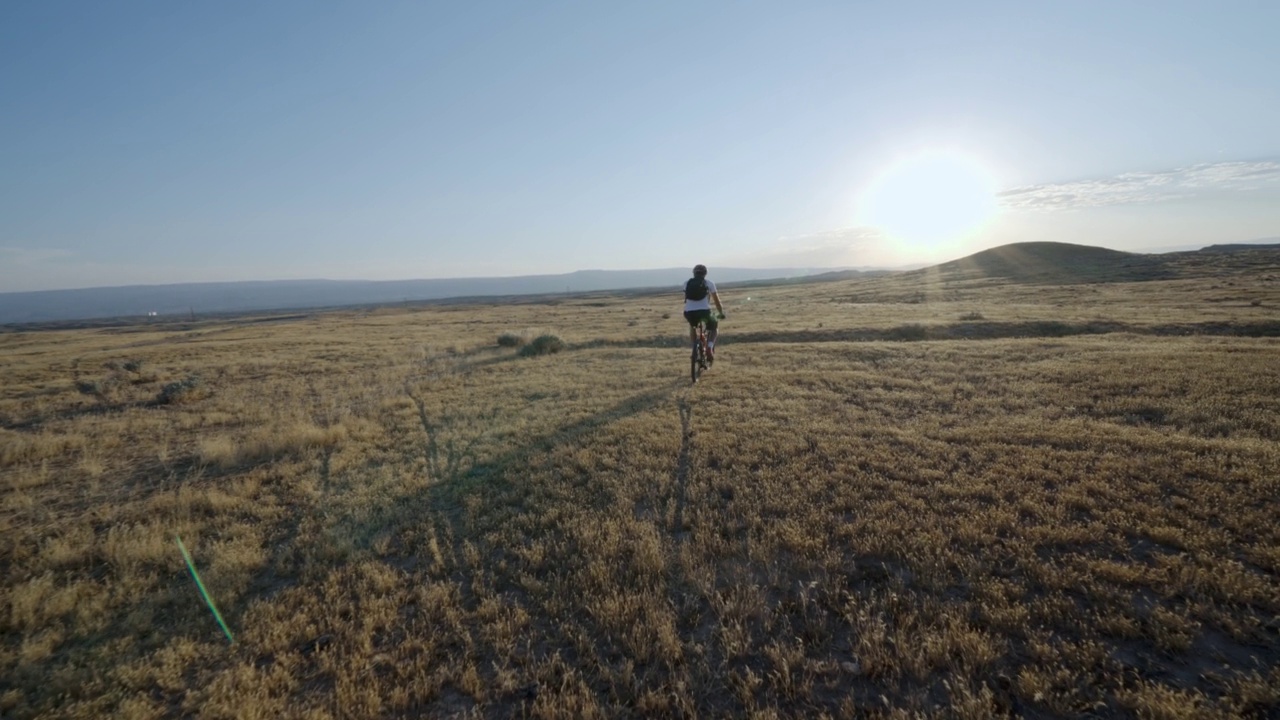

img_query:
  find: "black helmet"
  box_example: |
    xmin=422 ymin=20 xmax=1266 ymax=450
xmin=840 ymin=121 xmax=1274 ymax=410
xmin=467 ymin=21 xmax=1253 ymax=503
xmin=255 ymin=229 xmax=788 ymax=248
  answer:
xmin=693 ymin=264 xmax=707 ymax=277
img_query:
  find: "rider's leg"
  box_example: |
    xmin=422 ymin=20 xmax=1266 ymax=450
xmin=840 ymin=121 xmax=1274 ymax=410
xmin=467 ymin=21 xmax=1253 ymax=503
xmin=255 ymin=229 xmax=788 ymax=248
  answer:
xmin=684 ymin=311 xmax=698 ymax=346
xmin=706 ymin=315 xmax=719 ymax=349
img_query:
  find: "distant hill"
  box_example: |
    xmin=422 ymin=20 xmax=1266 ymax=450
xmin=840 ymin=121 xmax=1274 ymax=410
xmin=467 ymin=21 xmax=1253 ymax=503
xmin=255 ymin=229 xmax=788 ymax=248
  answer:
xmin=7 ymin=241 xmax=1277 ymax=326
xmin=1198 ymin=241 xmax=1280 ymax=253
xmin=904 ymin=240 xmax=1280 ymax=286
xmin=828 ymin=240 xmax=1280 ymax=306
xmin=0 ymin=266 xmax=859 ymax=325
xmin=927 ymin=242 xmax=1172 ymax=283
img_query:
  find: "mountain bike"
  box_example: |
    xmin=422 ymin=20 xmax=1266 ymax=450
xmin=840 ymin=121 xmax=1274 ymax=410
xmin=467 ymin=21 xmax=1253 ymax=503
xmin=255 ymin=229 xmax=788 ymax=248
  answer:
xmin=690 ymin=317 xmax=715 ymax=384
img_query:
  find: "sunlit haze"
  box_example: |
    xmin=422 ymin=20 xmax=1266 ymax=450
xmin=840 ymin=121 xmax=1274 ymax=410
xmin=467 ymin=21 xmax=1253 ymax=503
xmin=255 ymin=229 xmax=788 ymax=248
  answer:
xmin=2 ymin=2 xmax=1278 ymax=291
xmin=853 ymin=150 xmax=1000 ymax=265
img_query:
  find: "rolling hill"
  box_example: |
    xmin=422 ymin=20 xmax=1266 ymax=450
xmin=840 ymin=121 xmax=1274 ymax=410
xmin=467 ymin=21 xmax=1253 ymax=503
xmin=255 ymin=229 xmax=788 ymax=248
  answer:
xmin=5 ymin=241 xmax=1278 ymax=327
xmin=927 ymin=241 xmax=1172 ymax=283
xmin=0 ymin=266 xmax=859 ymax=325
xmin=903 ymin=240 xmax=1280 ymax=286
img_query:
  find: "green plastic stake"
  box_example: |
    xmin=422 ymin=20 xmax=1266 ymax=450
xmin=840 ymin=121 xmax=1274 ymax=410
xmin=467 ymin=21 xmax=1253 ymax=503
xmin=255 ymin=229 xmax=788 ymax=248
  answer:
xmin=176 ymin=535 xmax=235 ymax=644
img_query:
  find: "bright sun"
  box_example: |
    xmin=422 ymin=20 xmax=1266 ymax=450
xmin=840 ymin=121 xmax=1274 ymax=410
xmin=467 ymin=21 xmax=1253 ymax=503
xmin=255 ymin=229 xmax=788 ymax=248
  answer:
xmin=855 ymin=150 xmax=1000 ymax=258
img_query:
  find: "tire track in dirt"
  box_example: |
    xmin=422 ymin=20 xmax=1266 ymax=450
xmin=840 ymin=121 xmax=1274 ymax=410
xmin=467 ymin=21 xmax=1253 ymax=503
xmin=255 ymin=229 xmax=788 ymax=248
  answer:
xmin=405 ymin=384 xmax=482 ymax=485
xmin=672 ymin=397 xmax=693 ymax=543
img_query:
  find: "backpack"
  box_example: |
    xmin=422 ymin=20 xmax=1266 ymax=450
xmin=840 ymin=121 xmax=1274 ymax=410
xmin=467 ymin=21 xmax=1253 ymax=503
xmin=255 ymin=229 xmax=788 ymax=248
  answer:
xmin=684 ymin=277 xmax=708 ymax=301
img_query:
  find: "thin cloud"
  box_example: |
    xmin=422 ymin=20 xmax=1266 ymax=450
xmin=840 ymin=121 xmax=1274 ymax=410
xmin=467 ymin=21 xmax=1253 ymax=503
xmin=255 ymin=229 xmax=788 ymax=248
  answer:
xmin=998 ymin=160 xmax=1280 ymax=211
xmin=775 ymin=227 xmax=883 ymax=246
xmin=0 ymin=246 xmax=76 ymax=264
xmin=739 ymin=227 xmax=887 ymax=268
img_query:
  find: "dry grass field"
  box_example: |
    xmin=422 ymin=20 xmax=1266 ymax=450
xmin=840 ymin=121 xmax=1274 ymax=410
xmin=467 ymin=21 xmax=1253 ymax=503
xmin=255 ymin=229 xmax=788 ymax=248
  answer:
xmin=3 ymin=244 xmax=1279 ymax=718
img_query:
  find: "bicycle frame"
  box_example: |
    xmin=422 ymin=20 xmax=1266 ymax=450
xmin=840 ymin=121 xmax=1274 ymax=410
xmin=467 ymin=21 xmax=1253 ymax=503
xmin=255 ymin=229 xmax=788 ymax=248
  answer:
xmin=690 ymin=320 xmax=710 ymax=384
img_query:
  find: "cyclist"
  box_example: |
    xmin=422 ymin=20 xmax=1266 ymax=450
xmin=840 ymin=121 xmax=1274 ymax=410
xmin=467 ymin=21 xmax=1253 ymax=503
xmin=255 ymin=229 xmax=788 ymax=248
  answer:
xmin=683 ymin=264 xmax=726 ymax=362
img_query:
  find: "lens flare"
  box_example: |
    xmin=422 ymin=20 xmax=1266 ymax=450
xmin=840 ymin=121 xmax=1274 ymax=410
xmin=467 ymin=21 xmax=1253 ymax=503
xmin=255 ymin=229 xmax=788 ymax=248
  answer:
xmin=856 ymin=150 xmax=1000 ymax=259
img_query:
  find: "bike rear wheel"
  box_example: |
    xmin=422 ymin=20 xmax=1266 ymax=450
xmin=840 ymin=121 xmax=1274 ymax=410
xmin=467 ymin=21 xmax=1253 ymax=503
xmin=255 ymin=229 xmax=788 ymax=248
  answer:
xmin=691 ymin=324 xmax=710 ymax=384
xmin=690 ymin=340 xmax=702 ymax=384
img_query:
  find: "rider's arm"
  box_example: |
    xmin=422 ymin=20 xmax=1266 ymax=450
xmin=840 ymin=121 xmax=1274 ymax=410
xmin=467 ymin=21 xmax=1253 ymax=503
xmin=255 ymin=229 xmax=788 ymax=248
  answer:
xmin=711 ymin=292 xmax=724 ymax=316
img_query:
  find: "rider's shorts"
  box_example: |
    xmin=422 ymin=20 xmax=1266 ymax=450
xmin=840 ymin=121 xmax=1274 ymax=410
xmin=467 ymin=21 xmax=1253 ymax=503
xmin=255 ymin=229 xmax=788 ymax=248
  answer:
xmin=683 ymin=309 xmax=718 ymax=329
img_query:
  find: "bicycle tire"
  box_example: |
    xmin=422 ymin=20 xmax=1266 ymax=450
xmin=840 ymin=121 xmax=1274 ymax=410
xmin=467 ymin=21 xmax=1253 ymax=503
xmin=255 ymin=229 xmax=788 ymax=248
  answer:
xmin=692 ymin=324 xmax=708 ymax=384
xmin=690 ymin=339 xmax=701 ymax=384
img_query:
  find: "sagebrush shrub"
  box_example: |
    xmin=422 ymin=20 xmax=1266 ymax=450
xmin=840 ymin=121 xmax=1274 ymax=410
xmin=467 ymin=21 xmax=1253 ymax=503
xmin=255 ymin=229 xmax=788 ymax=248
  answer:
xmin=519 ymin=334 xmax=565 ymax=357
xmin=157 ymin=375 xmax=205 ymax=404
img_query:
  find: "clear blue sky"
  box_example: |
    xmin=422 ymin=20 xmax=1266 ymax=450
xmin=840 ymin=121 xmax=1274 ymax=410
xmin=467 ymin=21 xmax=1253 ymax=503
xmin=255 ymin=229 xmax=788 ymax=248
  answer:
xmin=2 ymin=1 xmax=1278 ymax=291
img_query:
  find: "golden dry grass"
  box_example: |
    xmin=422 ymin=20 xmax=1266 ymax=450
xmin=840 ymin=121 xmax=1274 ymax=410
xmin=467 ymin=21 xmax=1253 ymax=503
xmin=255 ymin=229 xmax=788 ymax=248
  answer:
xmin=2 ymin=251 xmax=1279 ymax=718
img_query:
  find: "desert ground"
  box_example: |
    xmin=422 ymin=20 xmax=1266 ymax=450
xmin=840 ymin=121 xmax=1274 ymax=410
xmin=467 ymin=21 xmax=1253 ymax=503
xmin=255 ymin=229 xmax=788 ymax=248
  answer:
xmin=2 ymin=243 xmax=1279 ymax=718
